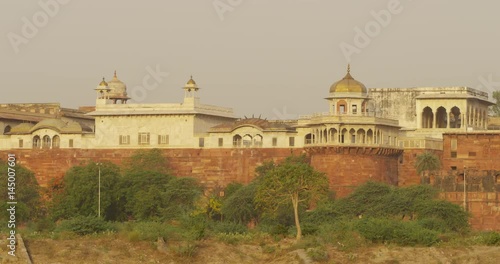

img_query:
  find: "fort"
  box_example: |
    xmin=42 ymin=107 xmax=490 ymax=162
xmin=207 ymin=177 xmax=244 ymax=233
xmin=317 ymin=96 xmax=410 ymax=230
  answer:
xmin=1 ymin=66 xmax=499 ymax=230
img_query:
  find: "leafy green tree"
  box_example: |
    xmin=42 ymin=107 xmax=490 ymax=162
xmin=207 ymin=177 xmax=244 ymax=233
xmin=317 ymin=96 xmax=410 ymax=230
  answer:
xmin=221 ymin=183 xmax=258 ymax=224
xmin=120 ymin=149 xmax=202 ymax=221
xmin=255 ymin=155 xmax=329 ymax=240
xmin=0 ymin=161 xmax=41 ymax=222
xmin=50 ymin=162 xmax=122 ymax=221
xmin=491 ymin=91 xmax=500 ymax=117
xmin=414 ymin=151 xmax=441 ymax=184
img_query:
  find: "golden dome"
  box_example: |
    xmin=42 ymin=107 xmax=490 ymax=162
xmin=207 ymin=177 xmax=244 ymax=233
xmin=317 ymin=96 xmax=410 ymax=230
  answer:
xmin=183 ymin=75 xmax=200 ymax=91
xmin=99 ymin=77 xmax=108 ymax=86
xmin=187 ymin=76 xmax=196 ymax=85
xmin=329 ymin=65 xmax=367 ymax=93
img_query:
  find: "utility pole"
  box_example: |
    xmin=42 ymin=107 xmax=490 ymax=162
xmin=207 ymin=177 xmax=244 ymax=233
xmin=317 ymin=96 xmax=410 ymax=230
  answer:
xmin=97 ymin=163 xmax=102 ymax=218
xmin=463 ymin=166 xmax=467 ymax=211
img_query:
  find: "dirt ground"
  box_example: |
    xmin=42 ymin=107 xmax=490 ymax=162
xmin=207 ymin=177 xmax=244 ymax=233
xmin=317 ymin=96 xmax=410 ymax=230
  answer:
xmin=2 ymin=235 xmax=500 ymax=264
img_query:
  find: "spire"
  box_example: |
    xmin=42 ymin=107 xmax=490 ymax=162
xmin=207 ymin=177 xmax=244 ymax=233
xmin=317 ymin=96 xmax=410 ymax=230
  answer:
xmin=114 ymin=70 xmax=117 ymax=78
xmin=347 ymin=64 xmax=350 ymax=74
xmin=344 ymin=64 xmax=353 ymax=79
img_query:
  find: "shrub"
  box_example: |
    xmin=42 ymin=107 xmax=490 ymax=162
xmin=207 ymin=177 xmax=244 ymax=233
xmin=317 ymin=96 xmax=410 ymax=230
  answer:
xmin=415 ymin=200 xmax=469 ymax=233
xmin=476 ymin=232 xmax=500 ymax=246
xmin=307 ymin=247 xmax=329 ymax=262
xmin=210 ymin=221 xmax=248 ymax=234
xmin=417 ymin=217 xmax=449 ymax=233
xmin=56 ymin=216 xmax=114 ymax=235
xmin=355 ymin=218 xmax=440 ymax=246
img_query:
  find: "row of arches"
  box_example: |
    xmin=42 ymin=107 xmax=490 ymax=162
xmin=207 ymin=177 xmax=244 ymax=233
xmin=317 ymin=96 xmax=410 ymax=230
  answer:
xmin=232 ymin=134 xmax=263 ymax=147
xmin=304 ymin=127 xmax=397 ymax=146
xmin=421 ymin=106 xmax=487 ymax=129
xmin=33 ymin=135 xmax=60 ymax=149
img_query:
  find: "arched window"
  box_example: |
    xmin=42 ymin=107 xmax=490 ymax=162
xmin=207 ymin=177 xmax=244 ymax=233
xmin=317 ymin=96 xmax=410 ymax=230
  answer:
xmin=3 ymin=125 xmax=11 ymax=134
xmin=436 ymin=107 xmax=447 ymax=128
xmin=242 ymin=134 xmax=253 ymax=147
xmin=232 ymin=135 xmax=242 ymax=147
xmin=42 ymin=135 xmax=51 ymax=149
xmin=52 ymin=135 xmax=60 ymax=148
xmin=304 ymin=133 xmax=312 ymax=145
xmin=254 ymin=134 xmax=263 ymax=147
xmin=33 ymin=136 xmax=41 ymax=149
xmin=422 ymin=107 xmax=433 ymax=128
xmin=450 ymin=106 xmax=461 ymax=128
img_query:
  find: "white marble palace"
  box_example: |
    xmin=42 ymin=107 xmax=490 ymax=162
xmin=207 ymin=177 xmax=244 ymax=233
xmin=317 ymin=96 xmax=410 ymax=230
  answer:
xmin=0 ymin=66 xmax=494 ymax=151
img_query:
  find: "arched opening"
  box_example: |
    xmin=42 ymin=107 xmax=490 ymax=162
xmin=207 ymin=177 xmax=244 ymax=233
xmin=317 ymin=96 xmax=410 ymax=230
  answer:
xmin=361 ymin=101 xmax=367 ymax=113
xmin=450 ymin=106 xmax=461 ymax=128
xmin=337 ymin=100 xmax=347 ymax=114
xmin=340 ymin=128 xmax=347 ymax=143
xmin=329 ymin=128 xmax=337 ymax=143
xmin=253 ymin=134 xmax=263 ymax=147
xmin=305 ymin=133 xmax=312 ymax=145
xmin=3 ymin=125 xmax=11 ymax=134
xmin=366 ymin=129 xmax=373 ymax=144
xmin=436 ymin=107 xmax=447 ymax=128
xmin=357 ymin=129 xmax=366 ymax=144
xmin=242 ymin=134 xmax=253 ymax=147
xmin=323 ymin=129 xmax=327 ymax=143
xmin=52 ymin=135 xmax=60 ymax=149
xmin=349 ymin=128 xmax=356 ymax=143
xmin=42 ymin=135 xmax=51 ymax=149
xmin=422 ymin=107 xmax=433 ymax=128
xmin=33 ymin=136 xmax=41 ymax=149
xmin=232 ymin=135 xmax=242 ymax=147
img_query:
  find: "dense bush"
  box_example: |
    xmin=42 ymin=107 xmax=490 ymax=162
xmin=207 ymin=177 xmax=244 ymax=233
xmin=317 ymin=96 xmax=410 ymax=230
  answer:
xmin=415 ymin=199 xmax=470 ymax=233
xmin=355 ymin=218 xmax=440 ymax=246
xmin=56 ymin=216 xmax=115 ymax=235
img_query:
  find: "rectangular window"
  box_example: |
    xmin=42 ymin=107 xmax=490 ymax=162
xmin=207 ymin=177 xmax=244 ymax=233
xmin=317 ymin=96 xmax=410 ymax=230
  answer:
xmin=218 ymin=138 xmax=223 ymax=147
xmin=18 ymin=139 xmax=23 ymax=148
xmin=339 ymin=105 xmax=345 ymax=114
xmin=69 ymin=139 xmax=74 ymax=148
xmin=289 ymin=137 xmax=295 ymax=147
xmin=469 ymin=152 xmax=476 ymax=157
xmin=451 ymin=139 xmax=457 ymax=151
xmin=272 ymin=137 xmax=278 ymax=147
xmin=352 ymin=105 xmax=357 ymax=114
xmin=138 ymin=133 xmax=150 ymax=145
xmin=199 ymin=138 xmax=205 ymax=148
xmin=119 ymin=135 xmax=131 ymax=145
xmin=451 ymin=166 xmax=457 ymax=170
xmin=451 ymin=151 xmax=457 ymax=158
xmin=158 ymin=135 xmax=169 ymax=145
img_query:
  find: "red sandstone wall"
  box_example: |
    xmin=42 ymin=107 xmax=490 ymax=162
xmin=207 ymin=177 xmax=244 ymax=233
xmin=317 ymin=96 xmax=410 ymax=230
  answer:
xmin=0 ymin=148 xmax=302 ymax=188
xmin=398 ymin=149 xmax=443 ymax=187
xmin=309 ymin=148 xmax=399 ymax=197
xmin=440 ymin=192 xmax=500 ymax=231
xmin=442 ymin=133 xmax=500 ymax=171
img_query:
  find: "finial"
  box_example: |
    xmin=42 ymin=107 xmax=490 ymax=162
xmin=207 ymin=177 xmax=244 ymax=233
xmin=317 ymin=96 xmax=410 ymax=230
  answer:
xmin=114 ymin=70 xmax=117 ymax=78
xmin=347 ymin=64 xmax=350 ymax=74
xmin=190 ymin=75 xmax=193 ymax=79
xmin=102 ymin=77 xmax=105 ymax=81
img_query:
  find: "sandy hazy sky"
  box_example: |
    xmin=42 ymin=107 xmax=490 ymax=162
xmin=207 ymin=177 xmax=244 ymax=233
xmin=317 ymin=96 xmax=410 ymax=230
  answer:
xmin=1 ymin=0 xmax=500 ymax=119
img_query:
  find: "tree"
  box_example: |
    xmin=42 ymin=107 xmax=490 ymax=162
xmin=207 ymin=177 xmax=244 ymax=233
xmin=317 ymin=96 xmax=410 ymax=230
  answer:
xmin=414 ymin=151 xmax=441 ymax=184
xmin=491 ymin=91 xmax=500 ymax=117
xmin=255 ymin=155 xmax=329 ymax=240
xmin=50 ymin=162 xmax=122 ymax=221
xmin=0 ymin=161 xmax=41 ymax=222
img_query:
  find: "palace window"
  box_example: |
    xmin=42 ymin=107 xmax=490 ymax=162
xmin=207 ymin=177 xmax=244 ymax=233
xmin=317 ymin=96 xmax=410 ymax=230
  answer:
xmin=218 ymin=138 xmax=223 ymax=147
xmin=199 ymin=138 xmax=205 ymax=148
xmin=69 ymin=139 xmax=74 ymax=148
xmin=52 ymin=135 xmax=60 ymax=149
xmin=451 ymin=151 xmax=457 ymax=158
xmin=289 ymin=137 xmax=295 ymax=147
xmin=120 ymin=135 xmax=131 ymax=145
xmin=138 ymin=133 xmax=150 ymax=145
xmin=42 ymin=135 xmax=51 ymax=149
xmin=18 ymin=139 xmax=23 ymax=148
xmin=352 ymin=105 xmax=357 ymax=114
xmin=272 ymin=137 xmax=278 ymax=147
xmin=158 ymin=135 xmax=169 ymax=145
